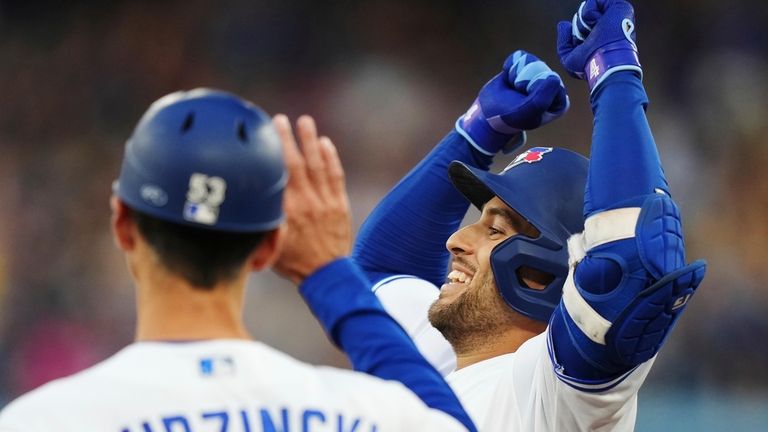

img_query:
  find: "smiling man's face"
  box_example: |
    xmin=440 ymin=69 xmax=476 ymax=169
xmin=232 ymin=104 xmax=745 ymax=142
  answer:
xmin=428 ymin=196 xmax=543 ymax=353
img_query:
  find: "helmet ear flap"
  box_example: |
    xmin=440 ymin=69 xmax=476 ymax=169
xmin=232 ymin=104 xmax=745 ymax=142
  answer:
xmin=491 ymin=234 xmax=570 ymax=322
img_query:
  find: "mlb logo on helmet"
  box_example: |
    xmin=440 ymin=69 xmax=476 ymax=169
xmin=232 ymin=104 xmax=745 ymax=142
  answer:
xmin=183 ymin=173 xmax=227 ymax=226
xmin=503 ymin=147 xmax=554 ymax=172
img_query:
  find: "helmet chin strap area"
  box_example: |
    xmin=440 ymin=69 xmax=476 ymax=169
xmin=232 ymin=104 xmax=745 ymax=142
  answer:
xmin=490 ymin=231 xmax=570 ymax=322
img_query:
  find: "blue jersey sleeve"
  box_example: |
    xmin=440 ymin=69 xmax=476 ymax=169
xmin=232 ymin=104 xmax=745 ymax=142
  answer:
xmin=584 ymin=71 xmax=670 ymax=216
xmin=353 ymin=130 xmax=493 ymax=287
xmin=300 ymin=258 xmax=476 ymax=432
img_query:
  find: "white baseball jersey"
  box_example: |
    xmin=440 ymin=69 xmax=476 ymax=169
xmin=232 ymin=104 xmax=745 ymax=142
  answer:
xmin=374 ymin=276 xmax=655 ymax=432
xmin=0 ymin=339 xmax=466 ymax=432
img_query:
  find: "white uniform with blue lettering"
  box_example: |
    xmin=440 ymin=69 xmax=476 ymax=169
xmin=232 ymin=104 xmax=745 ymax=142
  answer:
xmin=373 ymin=236 xmax=655 ymax=432
xmin=0 ymin=340 xmax=465 ymax=432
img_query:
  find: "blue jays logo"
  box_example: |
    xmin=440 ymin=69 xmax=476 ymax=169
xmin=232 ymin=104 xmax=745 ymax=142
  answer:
xmin=503 ymin=147 xmax=553 ymax=172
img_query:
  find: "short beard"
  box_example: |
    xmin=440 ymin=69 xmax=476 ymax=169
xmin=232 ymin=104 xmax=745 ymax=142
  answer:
xmin=428 ymin=270 xmax=520 ymax=355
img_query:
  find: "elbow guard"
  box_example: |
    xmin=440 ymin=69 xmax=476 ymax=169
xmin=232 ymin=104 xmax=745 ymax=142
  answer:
xmin=550 ymin=192 xmax=706 ymax=382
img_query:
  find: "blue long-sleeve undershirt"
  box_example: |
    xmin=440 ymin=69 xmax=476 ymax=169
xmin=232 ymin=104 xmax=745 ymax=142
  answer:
xmin=352 ymin=130 xmax=493 ymax=287
xmin=584 ymin=72 xmax=670 ymax=216
xmin=300 ymin=258 xmax=476 ymax=431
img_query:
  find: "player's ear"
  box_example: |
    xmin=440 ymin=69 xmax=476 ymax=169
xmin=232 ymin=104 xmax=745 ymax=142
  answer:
xmin=247 ymin=223 xmax=285 ymax=272
xmin=110 ymin=195 xmax=137 ymax=251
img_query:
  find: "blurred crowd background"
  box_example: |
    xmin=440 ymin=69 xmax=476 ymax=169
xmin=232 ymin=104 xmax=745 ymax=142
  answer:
xmin=0 ymin=0 xmax=766 ymax=429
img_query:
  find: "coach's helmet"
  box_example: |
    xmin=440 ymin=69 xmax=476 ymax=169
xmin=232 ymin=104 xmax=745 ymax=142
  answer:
xmin=448 ymin=147 xmax=588 ymax=322
xmin=115 ymin=88 xmax=286 ymax=232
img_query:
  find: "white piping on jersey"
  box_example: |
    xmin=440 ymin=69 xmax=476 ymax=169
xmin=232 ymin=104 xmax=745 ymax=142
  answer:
xmin=546 ymin=329 xmax=641 ymax=393
xmin=371 ymin=274 xmax=421 ymax=293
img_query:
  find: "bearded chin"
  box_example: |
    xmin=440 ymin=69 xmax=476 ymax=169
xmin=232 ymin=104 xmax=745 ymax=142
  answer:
xmin=428 ymin=272 xmax=517 ymax=355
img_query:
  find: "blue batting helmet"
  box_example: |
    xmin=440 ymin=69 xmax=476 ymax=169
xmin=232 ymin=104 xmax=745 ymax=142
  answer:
xmin=114 ymin=88 xmax=286 ymax=232
xmin=448 ymin=147 xmax=588 ymax=322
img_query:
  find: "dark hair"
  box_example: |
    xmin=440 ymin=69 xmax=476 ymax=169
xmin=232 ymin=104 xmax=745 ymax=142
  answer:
xmin=130 ymin=208 xmax=268 ymax=289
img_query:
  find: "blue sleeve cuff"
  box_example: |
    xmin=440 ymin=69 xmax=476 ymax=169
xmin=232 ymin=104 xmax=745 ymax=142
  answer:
xmin=300 ymin=257 xmax=387 ymax=347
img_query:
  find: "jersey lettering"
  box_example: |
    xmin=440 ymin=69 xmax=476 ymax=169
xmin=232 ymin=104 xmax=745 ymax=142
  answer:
xmin=202 ymin=411 xmax=229 ymax=432
xmin=338 ymin=415 xmax=361 ymax=432
xmin=121 ymin=407 xmax=379 ymax=432
xmin=260 ymin=407 xmax=289 ymax=432
xmin=162 ymin=416 xmax=191 ymax=432
xmin=240 ymin=410 xmax=252 ymax=432
xmin=302 ymin=409 xmax=325 ymax=431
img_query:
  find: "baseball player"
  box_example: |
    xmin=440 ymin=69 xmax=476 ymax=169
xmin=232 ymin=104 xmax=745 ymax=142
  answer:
xmin=0 ymin=90 xmax=476 ymax=431
xmin=353 ymin=1 xmax=707 ymax=430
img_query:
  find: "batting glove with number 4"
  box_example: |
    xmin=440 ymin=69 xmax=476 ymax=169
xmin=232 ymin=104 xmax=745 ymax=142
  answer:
xmin=557 ymin=0 xmax=642 ymax=93
xmin=456 ymin=50 xmax=569 ymax=156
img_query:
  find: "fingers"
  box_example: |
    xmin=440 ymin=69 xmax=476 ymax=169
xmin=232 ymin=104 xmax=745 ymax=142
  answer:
xmin=502 ymin=50 xmax=529 ymax=78
xmin=270 ymin=115 xmax=352 ymax=283
xmin=318 ymin=136 xmax=347 ymax=199
xmin=526 ymin=76 xmax=567 ymax=113
xmin=273 ymin=113 xmax=309 ymax=189
xmin=557 ymin=20 xmax=576 ymax=55
xmin=551 ymin=87 xmax=571 ymax=115
xmin=573 ymin=0 xmax=616 ymax=42
xmin=528 ymin=76 xmax=570 ymax=115
xmin=504 ymin=51 xmax=556 ymax=92
xmin=296 ymin=115 xmax=332 ymax=198
xmin=273 ymin=114 xmax=344 ymax=203
xmin=503 ymin=50 xmax=544 ymax=88
xmin=583 ymin=0 xmax=604 ymax=26
xmin=512 ymin=60 xmax=559 ymax=94
xmin=572 ymin=2 xmax=590 ymax=41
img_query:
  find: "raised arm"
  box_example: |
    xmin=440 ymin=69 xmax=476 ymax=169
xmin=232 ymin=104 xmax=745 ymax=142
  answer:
xmin=353 ymin=51 xmax=570 ymax=287
xmin=549 ymin=0 xmax=707 ymax=384
xmin=271 ymin=115 xmax=475 ymax=431
xmin=352 ymin=130 xmax=489 ymax=287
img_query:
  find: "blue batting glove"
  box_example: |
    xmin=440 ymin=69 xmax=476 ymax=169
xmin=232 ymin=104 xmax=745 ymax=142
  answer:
xmin=456 ymin=50 xmax=569 ymax=156
xmin=557 ymin=0 xmax=642 ymax=93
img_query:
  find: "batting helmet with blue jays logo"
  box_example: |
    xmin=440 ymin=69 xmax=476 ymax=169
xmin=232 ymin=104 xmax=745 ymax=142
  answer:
xmin=448 ymin=147 xmax=588 ymax=322
xmin=114 ymin=88 xmax=287 ymax=232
